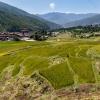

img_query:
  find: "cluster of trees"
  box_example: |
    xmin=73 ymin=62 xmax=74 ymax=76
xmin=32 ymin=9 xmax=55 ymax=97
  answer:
xmin=30 ymin=30 xmax=48 ymax=41
xmin=65 ymin=25 xmax=100 ymax=34
xmin=55 ymin=25 xmax=100 ymax=34
xmin=13 ymin=36 xmax=21 ymax=41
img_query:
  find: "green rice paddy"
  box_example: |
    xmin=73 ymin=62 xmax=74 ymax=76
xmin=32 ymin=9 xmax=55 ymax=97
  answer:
xmin=0 ymin=40 xmax=100 ymax=89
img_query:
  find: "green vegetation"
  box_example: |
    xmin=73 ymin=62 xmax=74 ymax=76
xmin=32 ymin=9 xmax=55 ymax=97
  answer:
xmin=0 ymin=39 xmax=100 ymax=90
xmin=40 ymin=62 xmax=74 ymax=89
xmin=0 ymin=55 xmax=15 ymax=73
xmin=0 ymin=9 xmax=49 ymax=32
xmin=0 ymin=2 xmax=100 ymax=99
xmin=30 ymin=30 xmax=48 ymax=41
xmin=78 ymin=46 xmax=90 ymax=59
xmin=65 ymin=25 xmax=100 ymax=34
xmin=0 ymin=2 xmax=62 ymax=32
xmin=12 ymin=56 xmax=25 ymax=76
xmin=0 ymin=2 xmax=49 ymax=32
xmin=23 ymin=58 xmax=49 ymax=75
xmin=69 ymin=57 xmax=95 ymax=83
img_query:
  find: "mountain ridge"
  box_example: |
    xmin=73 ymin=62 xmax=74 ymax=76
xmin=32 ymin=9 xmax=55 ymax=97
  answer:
xmin=37 ymin=12 xmax=98 ymax=26
xmin=64 ymin=14 xmax=100 ymax=28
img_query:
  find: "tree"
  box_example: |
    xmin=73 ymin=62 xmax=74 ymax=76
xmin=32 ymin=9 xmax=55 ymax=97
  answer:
xmin=30 ymin=30 xmax=48 ymax=41
xmin=13 ymin=36 xmax=21 ymax=41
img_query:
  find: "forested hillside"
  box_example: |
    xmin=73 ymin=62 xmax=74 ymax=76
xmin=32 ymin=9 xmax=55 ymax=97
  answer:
xmin=0 ymin=2 xmax=61 ymax=32
xmin=64 ymin=14 xmax=100 ymax=28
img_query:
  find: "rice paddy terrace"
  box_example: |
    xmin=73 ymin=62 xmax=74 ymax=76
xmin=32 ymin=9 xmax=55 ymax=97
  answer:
xmin=0 ymin=40 xmax=100 ymax=99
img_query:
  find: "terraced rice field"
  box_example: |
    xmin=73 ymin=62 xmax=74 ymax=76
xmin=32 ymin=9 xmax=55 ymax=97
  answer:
xmin=0 ymin=40 xmax=100 ymax=90
xmin=40 ymin=62 xmax=74 ymax=89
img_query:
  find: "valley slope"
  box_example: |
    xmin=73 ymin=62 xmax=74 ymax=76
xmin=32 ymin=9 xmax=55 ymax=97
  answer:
xmin=64 ymin=14 xmax=100 ymax=28
xmin=0 ymin=2 xmax=61 ymax=32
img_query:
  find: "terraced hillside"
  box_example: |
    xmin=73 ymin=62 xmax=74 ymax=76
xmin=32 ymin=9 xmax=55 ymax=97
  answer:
xmin=0 ymin=41 xmax=100 ymax=99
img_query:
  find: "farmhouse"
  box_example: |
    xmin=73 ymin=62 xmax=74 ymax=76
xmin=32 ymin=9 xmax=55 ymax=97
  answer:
xmin=0 ymin=32 xmax=21 ymax=41
xmin=0 ymin=29 xmax=31 ymax=41
xmin=20 ymin=29 xmax=30 ymax=40
xmin=20 ymin=29 xmax=29 ymax=37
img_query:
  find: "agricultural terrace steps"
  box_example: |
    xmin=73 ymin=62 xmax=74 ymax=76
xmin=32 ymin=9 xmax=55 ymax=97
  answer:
xmin=22 ymin=44 xmax=100 ymax=86
xmin=4 ymin=70 xmax=56 ymax=99
xmin=35 ymin=71 xmax=55 ymax=90
xmin=87 ymin=49 xmax=100 ymax=83
xmin=0 ymin=46 xmax=32 ymax=57
xmin=0 ymin=43 xmax=53 ymax=57
xmin=66 ymin=59 xmax=79 ymax=85
xmin=76 ymin=46 xmax=90 ymax=60
xmin=0 ymin=65 xmax=14 ymax=83
xmin=48 ymin=56 xmax=66 ymax=68
xmin=67 ymin=46 xmax=100 ymax=85
xmin=92 ymin=61 xmax=99 ymax=83
xmin=0 ymin=41 xmax=100 ymax=92
xmin=94 ymin=60 xmax=100 ymax=82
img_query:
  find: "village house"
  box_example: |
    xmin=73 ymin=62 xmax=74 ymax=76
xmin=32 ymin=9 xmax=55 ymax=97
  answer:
xmin=20 ymin=29 xmax=31 ymax=40
xmin=20 ymin=29 xmax=29 ymax=37
xmin=0 ymin=32 xmax=21 ymax=41
xmin=0 ymin=29 xmax=31 ymax=41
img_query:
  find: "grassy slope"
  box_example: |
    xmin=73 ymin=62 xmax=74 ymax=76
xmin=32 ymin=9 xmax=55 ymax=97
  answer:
xmin=0 ymin=2 xmax=51 ymax=31
xmin=0 ymin=39 xmax=100 ymax=90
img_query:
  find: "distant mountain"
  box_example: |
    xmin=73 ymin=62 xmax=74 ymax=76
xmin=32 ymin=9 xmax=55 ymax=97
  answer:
xmin=37 ymin=12 xmax=97 ymax=26
xmin=64 ymin=14 xmax=100 ymax=28
xmin=37 ymin=12 xmax=71 ymax=25
xmin=0 ymin=2 xmax=61 ymax=32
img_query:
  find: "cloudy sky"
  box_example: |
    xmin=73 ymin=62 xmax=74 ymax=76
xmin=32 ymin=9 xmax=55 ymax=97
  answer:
xmin=0 ymin=0 xmax=100 ymax=14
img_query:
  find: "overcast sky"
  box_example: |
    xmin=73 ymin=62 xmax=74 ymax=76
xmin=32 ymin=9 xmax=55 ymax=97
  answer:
xmin=0 ymin=0 xmax=100 ymax=14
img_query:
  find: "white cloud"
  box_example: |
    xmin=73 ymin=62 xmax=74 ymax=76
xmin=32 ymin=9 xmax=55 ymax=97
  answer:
xmin=66 ymin=12 xmax=70 ymax=14
xmin=50 ymin=3 xmax=55 ymax=9
xmin=66 ymin=11 xmax=73 ymax=14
